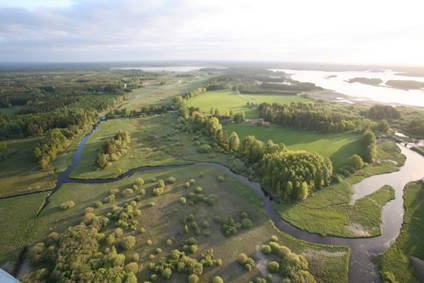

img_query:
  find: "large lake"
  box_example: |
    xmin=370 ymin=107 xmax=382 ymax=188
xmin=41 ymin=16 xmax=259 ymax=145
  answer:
xmin=271 ymin=69 xmax=424 ymax=107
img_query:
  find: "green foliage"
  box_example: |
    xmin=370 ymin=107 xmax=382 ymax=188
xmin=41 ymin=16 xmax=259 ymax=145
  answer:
xmin=59 ymin=200 xmax=76 ymax=210
xmin=212 ymin=276 xmax=224 ymax=283
xmin=96 ymin=131 xmax=131 ymax=169
xmin=120 ymin=235 xmax=136 ymax=250
xmin=267 ymin=260 xmax=280 ymax=273
xmin=350 ymin=154 xmax=365 ymax=170
xmin=229 ymin=131 xmax=240 ymax=152
xmin=260 ymin=150 xmax=332 ymax=201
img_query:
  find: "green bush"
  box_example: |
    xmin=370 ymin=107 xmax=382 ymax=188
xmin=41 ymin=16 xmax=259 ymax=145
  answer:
xmin=121 ymin=236 xmax=136 ymax=250
xmin=267 ymin=261 xmax=280 ymax=273
xmin=180 ymin=197 xmax=187 ymax=205
xmin=188 ymin=274 xmax=200 ymax=283
xmin=153 ymin=186 xmax=165 ymax=196
xmin=135 ymin=177 xmax=145 ymax=187
xmin=237 ymin=253 xmax=248 ymax=264
xmin=125 ymin=262 xmax=139 ymax=273
xmin=162 ymin=267 xmax=173 ymax=279
xmin=241 ymin=218 xmax=253 ymax=228
xmin=166 ymin=176 xmax=177 ymax=184
xmin=194 ymin=186 xmax=203 ymax=194
xmin=197 ymin=144 xmax=212 ymax=153
xmin=212 ymin=276 xmax=224 ymax=283
xmin=217 ymin=176 xmax=225 ymax=182
xmin=59 ymin=200 xmax=75 ymax=210
xmin=260 ymin=244 xmax=272 ymax=254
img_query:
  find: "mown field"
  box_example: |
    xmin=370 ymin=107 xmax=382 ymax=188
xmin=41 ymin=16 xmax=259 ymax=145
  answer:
xmin=379 ymin=181 xmax=424 ymax=283
xmin=225 ymin=123 xmax=362 ymax=170
xmin=2 ymin=165 xmax=350 ymax=282
xmin=187 ymin=90 xmax=310 ymax=119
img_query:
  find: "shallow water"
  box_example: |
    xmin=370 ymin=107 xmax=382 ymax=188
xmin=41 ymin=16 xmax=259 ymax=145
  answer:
xmin=271 ymin=69 xmax=424 ymax=107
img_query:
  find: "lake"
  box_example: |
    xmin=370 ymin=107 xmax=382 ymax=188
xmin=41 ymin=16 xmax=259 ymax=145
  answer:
xmin=271 ymin=69 xmax=424 ymax=107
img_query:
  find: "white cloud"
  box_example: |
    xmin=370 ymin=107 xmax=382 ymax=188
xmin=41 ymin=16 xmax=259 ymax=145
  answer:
xmin=0 ymin=0 xmax=423 ymax=64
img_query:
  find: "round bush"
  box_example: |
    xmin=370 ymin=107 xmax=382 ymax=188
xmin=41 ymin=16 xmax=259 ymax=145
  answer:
xmin=121 ymin=235 xmax=136 ymax=250
xmin=59 ymin=200 xmax=75 ymax=210
xmin=166 ymin=176 xmax=177 ymax=184
xmin=166 ymin=239 xmax=173 ymax=246
xmin=179 ymin=197 xmax=187 ymax=205
xmin=194 ymin=186 xmax=203 ymax=194
xmin=260 ymin=244 xmax=272 ymax=255
xmin=237 ymin=253 xmax=248 ymax=264
xmin=114 ymin=227 xmax=124 ymax=237
xmin=270 ymin=235 xmax=278 ymax=242
xmin=241 ymin=218 xmax=253 ymax=229
xmin=267 ymin=261 xmax=280 ymax=273
xmin=212 ymin=276 xmax=224 ymax=283
xmin=125 ymin=262 xmax=139 ymax=273
xmin=146 ymin=239 xmax=153 ymax=246
xmin=188 ymin=274 xmax=200 ymax=283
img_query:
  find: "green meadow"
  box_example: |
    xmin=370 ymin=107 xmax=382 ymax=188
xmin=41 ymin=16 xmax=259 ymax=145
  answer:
xmin=187 ymin=90 xmax=310 ymax=119
xmin=225 ymin=123 xmax=362 ymax=169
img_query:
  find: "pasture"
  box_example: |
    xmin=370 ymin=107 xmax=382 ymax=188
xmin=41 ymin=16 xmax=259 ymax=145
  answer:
xmin=225 ymin=123 xmax=362 ymax=169
xmin=187 ymin=90 xmax=310 ymax=119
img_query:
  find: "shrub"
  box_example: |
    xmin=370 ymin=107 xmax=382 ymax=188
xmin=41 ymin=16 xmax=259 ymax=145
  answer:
xmin=179 ymin=197 xmax=187 ymax=205
xmin=260 ymin=244 xmax=272 ymax=254
xmin=146 ymin=239 xmax=153 ymax=246
xmin=153 ymin=187 xmax=164 ymax=196
xmin=184 ymin=182 xmax=191 ymax=188
xmin=188 ymin=274 xmax=200 ymax=283
xmin=162 ymin=267 xmax=173 ymax=279
xmin=59 ymin=200 xmax=75 ymax=210
xmin=157 ymin=179 xmax=165 ymax=188
xmin=125 ymin=262 xmax=139 ymax=273
xmin=212 ymin=276 xmax=224 ymax=283
xmin=135 ymin=177 xmax=145 ymax=187
xmin=237 ymin=253 xmax=248 ymax=264
xmin=166 ymin=176 xmax=177 ymax=184
xmin=28 ymin=242 xmax=46 ymax=264
xmin=140 ymin=227 xmax=146 ymax=234
xmin=189 ymin=179 xmax=196 ymax=185
xmin=197 ymin=144 xmax=212 ymax=153
xmin=94 ymin=201 xmax=103 ymax=208
xmin=217 ymin=176 xmax=225 ymax=182
xmin=155 ymin=248 xmax=162 ymax=254
xmin=194 ymin=186 xmax=203 ymax=194
xmin=115 ymin=228 xmax=124 ymax=237
xmin=267 ymin=261 xmax=280 ymax=273
xmin=166 ymin=239 xmax=173 ymax=246
xmin=241 ymin=218 xmax=253 ymax=228
xmin=121 ymin=236 xmax=136 ymax=250
xmin=270 ymin=235 xmax=278 ymax=242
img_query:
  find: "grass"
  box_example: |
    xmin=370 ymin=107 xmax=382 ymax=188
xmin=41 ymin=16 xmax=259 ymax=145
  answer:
xmin=225 ymin=123 xmax=362 ymax=169
xmin=274 ymin=140 xmax=405 ymax=238
xmin=276 ymin=180 xmax=394 ymax=237
xmin=28 ymin=165 xmax=349 ymax=283
xmin=379 ymin=181 xmax=424 ymax=283
xmin=0 ymin=192 xmax=48 ymax=270
xmin=0 ymin=137 xmax=57 ymax=197
xmin=187 ymin=90 xmax=310 ymax=119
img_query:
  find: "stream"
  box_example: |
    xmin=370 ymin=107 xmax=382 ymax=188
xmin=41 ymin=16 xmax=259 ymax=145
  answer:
xmin=16 ymin=118 xmax=424 ymax=282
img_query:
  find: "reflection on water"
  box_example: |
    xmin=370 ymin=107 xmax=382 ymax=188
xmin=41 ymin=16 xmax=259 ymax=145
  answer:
xmin=271 ymin=69 xmax=424 ymax=107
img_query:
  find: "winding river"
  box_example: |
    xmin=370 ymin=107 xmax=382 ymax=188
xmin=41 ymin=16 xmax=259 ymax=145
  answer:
xmin=22 ymin=118 xmax=424 ymax=282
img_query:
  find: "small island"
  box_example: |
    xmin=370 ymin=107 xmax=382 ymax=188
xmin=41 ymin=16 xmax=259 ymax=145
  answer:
xmin=347 ymin=77 xmax=383 ymax=85
xmin=386 ymin=79 xmax=424 ymax=90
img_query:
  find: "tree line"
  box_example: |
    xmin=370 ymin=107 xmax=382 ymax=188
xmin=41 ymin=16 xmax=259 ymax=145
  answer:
xmin=257 ymin=102 xmax=364 ymax=133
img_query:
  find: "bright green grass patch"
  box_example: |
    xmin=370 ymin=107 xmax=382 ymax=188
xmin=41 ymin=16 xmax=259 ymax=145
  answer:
xmin=276 ymin=181 xmax=394 ymax=238
xmin=0 ymin=137 xmax=57 ymax=197
xmin=187 ymin=90 xmax=310 ymax=119
xmin=379 ymin=181 xmax=424 ymax=283
xmin=225 ymin=123 xmax=361 ymax=169
xmin=0 ymin=192 xmax=48 ymax=271
xmin=24 ymin=165 xmax=348 ymax=282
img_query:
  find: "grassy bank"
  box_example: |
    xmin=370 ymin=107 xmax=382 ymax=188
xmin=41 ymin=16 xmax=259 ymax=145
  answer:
xmin=379 ymin=181 xmax=424 ymax=283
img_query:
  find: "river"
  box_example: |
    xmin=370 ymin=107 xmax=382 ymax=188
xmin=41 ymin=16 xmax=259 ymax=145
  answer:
xmin=18 ymin=118 xmax=424 ymax=282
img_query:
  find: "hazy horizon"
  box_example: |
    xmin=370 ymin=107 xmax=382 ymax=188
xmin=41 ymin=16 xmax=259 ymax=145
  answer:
xmin=1 ymin=0 xmax=423 ymax=65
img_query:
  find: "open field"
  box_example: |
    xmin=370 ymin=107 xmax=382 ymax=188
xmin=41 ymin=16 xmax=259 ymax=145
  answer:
xmin=276 ymin=182 xmax=394 ymax=237
xmin=0 ymin=138 xmax=57 ymax=197
xmin=0 ymin=192 xmax=48 ymax=270
xmin=12 ymin=165 xmax=349 ymax=282
xmin=187 ymin=90 xmax=310 ymax=119
xmin=379 ymin=181 xmax=424 ymax=283
xmin=225 ymin=123 xmax=362 ymax=169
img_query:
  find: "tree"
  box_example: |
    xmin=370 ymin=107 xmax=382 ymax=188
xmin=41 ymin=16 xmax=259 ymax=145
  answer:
xmin=228 ymin=132 xmax=240 ymax=152
xmin=350 ymin=154 xmax=365 ymax=169
xmin=364 ymin=143 xmax=377 ymax=163
xmin=376 ymin=120 xmax=390 ymax=133
xmin=297 ymin=182 xmax=309 ymax=201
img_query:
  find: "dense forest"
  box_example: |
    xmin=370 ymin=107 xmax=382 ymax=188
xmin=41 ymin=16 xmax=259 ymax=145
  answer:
xmin=257 ymin=102 xmax=367 ymax=133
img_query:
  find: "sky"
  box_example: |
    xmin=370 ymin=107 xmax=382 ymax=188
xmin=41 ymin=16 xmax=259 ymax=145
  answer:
xmin=0 ymin=0 xmax=423 ymax=65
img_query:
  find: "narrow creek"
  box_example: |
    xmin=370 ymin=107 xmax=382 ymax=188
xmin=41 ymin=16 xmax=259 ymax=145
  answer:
xmin=18 ymin=118 xmax=424 ymax=282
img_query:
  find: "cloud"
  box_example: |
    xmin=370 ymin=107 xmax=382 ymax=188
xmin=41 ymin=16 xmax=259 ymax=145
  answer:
xmin=0 ymin=0 xmax=423 ymax=64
